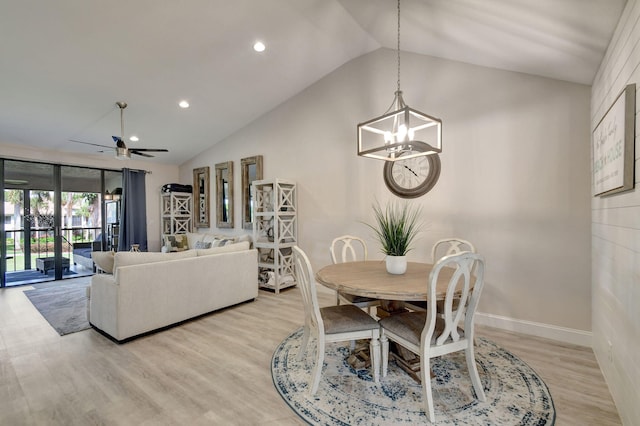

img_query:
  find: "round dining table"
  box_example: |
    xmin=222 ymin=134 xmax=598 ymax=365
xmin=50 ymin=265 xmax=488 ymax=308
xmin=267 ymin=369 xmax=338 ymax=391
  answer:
xmin=315 ymin=260 xmax=456 ymax=302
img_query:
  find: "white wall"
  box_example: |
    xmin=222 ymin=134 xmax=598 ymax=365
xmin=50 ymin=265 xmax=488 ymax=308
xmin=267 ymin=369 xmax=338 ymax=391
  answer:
xmin=591 ymin=0 xmax=640 ymax=424
xmin=0 ymin=142 xmax=179 ymax=251
xmin=181 ymin=48 xmax=592 ymax=339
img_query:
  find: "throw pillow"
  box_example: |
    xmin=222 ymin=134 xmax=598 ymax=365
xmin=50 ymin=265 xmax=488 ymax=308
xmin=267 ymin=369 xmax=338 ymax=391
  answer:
xmin=194 ymin=240 xmax=212 ymax=249
xmin=212 ymin=238 xmax=235 ymax=247
xmin=163 ymin=234 xmax=189 ymax=252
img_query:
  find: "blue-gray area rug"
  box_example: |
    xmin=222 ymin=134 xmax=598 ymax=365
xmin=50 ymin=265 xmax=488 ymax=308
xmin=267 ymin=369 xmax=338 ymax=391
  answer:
xmin=272 ymin=328 xmax=555 ymax=425
xmin=23 ymin=281 xmax=90 ymax=336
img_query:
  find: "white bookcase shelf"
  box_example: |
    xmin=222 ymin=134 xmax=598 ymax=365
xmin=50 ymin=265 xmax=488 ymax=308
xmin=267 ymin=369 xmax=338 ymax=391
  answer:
xmin=252 ymin=179 xmax=297 ymax=293
xmin=161 ymin=192 xmax=193 ymax=236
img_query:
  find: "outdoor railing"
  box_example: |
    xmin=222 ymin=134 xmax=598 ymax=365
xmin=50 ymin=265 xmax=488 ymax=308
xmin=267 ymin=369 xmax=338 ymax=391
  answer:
xmin=4 ymin=227 xmax=101 ymax=272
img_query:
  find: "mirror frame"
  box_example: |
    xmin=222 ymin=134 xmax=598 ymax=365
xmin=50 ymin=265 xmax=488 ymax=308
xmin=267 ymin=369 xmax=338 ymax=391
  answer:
xmin=193 ymin=166 xmax=210 ymax=228
xmin=241 ymin=155 xmax=263 ymax=230
xmin=215 ymin=161 xmax=234 ymax=228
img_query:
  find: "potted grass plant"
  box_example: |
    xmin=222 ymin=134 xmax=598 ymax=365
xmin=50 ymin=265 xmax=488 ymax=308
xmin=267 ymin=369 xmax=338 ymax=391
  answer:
xmin=366 ymin=200 xmax=422 ymax=274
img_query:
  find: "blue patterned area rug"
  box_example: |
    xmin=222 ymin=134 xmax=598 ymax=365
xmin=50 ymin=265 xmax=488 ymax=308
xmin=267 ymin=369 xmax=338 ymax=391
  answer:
xmin=272 ymin=328 xmax=555 ymax=425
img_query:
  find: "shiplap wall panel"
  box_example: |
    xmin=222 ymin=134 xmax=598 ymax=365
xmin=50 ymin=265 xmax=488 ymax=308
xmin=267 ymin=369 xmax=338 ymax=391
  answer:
xmin=592 ymin=2 xmax=640 ymax=114
xmin=591 ymin=0 xmax=640 ymax=423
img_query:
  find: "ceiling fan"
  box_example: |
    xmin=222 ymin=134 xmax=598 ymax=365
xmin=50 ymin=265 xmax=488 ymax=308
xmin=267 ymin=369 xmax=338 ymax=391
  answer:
xmin=70 ymin=101 xmax=169 ymax=159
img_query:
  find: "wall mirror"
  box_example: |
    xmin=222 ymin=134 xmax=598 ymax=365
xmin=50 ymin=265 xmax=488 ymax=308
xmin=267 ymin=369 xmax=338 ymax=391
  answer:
xmin=193 ymin=166 xmax=210 ymax=228
xmin=215 ymin=161 xmax=234 ymax=228
xmin=241 ymin=155 xmax=263 ymax=230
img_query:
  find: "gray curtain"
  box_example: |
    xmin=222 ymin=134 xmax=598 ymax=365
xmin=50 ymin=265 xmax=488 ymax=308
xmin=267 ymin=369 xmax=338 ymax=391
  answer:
xmin=118 ymin=168 xmax=147 ymax=251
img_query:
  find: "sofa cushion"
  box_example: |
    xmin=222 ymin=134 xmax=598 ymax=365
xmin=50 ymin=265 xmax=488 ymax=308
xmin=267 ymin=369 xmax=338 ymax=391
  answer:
xmin=113 ymin=250 xmax=197 ymax=273
xmin=92 ymin=251 xmax=115 ymax=274
xmin=196 ymin=241 xmax=250 ymax=256
xmin=186 ymin=232 xmax=204 ymax=249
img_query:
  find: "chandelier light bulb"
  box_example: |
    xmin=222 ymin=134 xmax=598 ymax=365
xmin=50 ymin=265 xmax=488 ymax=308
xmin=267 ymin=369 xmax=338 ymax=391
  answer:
xmin=397 ymin=124 xmax=408 ymax=142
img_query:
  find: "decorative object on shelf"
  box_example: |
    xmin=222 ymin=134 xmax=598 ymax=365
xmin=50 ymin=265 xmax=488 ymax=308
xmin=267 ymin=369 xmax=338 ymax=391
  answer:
xmin=253 ymin=179 xmax=297 ymax=293
xmin=241 ymin=155 xmax=263 ymax=230
xmin=592 ymin=83 xmax=636 ymax=196
xmin=215 ymin=161 xmax=234 ymax=228
xmin=357 ymin=0 xmax=441 ymax=162
xmin=365 ymin=200 xmax=422 ymax=274
xmin=383 ymin=149 xmax=441 ymax=198
xmin=129 ymin=244 xmax=140 ymax=252
xmin=193 ymin=166 xmax=210 ymax=228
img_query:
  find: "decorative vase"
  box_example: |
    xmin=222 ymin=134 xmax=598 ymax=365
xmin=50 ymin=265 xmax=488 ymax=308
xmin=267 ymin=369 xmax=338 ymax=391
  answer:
xmin=386 ymin=255 xmax=407 ymax=275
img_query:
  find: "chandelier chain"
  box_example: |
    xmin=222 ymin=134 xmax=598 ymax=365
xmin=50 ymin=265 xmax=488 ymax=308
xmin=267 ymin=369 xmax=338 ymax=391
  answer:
xmin=397 ymin=0 xmax=401 ymax=93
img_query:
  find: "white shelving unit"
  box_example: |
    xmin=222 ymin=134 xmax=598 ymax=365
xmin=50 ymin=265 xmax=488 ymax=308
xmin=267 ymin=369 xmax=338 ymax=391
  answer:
xmin=252 ymin=179 xmax=297 ymax=293
xmin=161 ymin=192 xmax=193 ymax=236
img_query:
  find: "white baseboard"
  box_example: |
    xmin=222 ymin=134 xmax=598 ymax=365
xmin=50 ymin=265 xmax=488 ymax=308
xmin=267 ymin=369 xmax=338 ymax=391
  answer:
xmin=475 ymin=312 xmax=592 ymax=347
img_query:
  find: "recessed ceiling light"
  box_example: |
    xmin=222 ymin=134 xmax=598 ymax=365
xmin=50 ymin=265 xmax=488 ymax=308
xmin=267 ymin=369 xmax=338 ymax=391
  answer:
xmin=253 ymin=41 xmax=266 ymax=52
xmin=179 ymin=100 xmax=190 ymax=108
xmin=129 ymin=135 xmax=139 ymax=142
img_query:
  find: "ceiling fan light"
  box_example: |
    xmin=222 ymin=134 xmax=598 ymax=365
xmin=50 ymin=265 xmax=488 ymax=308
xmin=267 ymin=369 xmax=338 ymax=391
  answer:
xmin=116 ymin=147 xmax=131 ymax=160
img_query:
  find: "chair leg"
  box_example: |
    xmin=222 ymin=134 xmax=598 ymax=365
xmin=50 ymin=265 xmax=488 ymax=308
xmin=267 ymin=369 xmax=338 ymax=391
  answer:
xmin=310 ymin=338 xmax=325 ymax=395
xmin=380 ymin=334 xmax=389 ymax=377
xmin=465 ymin=343 xmax=486 ymax=401
xmin=297 ymin=325 xmax=310 ymax=361
xmin=369 ymin=335 xmax=380 ymax=383
xmin=421 ymin=355 xmax=436 ymax=422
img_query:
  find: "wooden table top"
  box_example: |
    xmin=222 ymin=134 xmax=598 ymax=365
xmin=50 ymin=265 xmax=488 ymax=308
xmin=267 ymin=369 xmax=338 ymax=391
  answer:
xmin=315 ymin=260 xmax=455 ymax=301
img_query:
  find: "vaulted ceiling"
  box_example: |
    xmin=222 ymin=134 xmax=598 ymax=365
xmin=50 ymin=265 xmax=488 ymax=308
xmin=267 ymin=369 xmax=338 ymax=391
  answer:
xmin=0 ymin=0 xmax=626 ymax=165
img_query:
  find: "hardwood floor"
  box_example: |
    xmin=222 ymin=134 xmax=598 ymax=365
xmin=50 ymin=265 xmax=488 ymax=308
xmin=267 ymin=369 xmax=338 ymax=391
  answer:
xmin=0 ymin=280 xmax=621 ymax=425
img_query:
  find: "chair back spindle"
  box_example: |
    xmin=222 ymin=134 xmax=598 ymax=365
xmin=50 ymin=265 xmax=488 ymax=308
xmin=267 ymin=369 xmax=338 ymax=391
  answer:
xmin=330 ymin=235 xmax=368 ymax=264
xmin=431 ymin=238 xmax=476 ymax=263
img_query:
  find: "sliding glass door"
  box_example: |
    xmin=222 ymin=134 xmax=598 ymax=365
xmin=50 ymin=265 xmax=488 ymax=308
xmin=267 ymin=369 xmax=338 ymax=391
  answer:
xmin=1 ymin=159 xmax=121 ymax=287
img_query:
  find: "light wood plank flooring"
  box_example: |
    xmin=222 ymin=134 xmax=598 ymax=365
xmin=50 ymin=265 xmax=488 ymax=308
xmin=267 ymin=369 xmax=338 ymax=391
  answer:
xmin=0 ymin=279 xmax=621 ymax=425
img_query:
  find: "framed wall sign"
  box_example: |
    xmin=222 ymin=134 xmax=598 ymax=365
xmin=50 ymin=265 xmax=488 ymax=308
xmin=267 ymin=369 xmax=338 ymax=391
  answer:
xmin=592 ymin=84 xmax=636 ymax=197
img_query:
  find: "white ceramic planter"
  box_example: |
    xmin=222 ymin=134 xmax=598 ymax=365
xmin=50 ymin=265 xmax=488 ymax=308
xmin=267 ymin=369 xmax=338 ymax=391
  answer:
xmin=386 ymin=255 xmax=407 ymax=275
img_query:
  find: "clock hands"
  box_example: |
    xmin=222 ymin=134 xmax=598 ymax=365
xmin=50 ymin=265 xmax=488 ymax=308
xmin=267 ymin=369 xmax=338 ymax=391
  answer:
xmin=402 ymin=164 xmax=419 ymax=177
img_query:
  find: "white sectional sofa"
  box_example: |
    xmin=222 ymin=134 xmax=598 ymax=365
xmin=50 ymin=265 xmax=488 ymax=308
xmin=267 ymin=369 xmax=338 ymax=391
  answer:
xmin=89 ymin=241 xmax=258 ymax=342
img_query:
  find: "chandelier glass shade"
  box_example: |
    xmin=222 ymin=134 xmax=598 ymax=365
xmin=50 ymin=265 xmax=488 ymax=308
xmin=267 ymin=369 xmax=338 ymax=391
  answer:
xmin=357 ymin=0 xmax=442 ymax=161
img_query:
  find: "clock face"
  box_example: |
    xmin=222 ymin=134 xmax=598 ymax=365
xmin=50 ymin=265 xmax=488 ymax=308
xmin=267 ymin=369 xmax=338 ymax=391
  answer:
xmin=383 ymin=152 xmax=441 ymax=198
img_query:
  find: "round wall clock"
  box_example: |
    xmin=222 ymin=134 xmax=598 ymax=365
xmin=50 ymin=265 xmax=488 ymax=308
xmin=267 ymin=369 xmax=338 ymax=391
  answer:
xmin=383 ymin=152 xmax=441 ymax=198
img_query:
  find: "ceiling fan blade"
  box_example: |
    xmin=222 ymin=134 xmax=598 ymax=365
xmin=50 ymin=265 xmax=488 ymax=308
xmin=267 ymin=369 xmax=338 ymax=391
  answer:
xmin=130 ymin=151 xmax=154 ymax=158
xmin=69 ymin=139 xmax=114 ymax=150
xmin=130 ymin=148 xmax=169 ymax=152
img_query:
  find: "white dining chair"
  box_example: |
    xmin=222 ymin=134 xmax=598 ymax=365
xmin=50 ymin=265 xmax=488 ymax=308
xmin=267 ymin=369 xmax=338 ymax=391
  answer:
xmin=379 ymin=252 xmax=486 ymax=422
xmin=330 ymin=235 xmax=380 ymax=314
xmin=431 ymin=238 xmax=476 ymax=263
xmin=292 ymin=245 xmax=380 ymax=395
xmin=405 ymin=238 xmax=476 ymax=312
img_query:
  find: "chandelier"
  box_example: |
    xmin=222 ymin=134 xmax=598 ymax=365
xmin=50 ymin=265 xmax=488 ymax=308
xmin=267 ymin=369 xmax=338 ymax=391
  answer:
xmin=357 ymin=0 xmax=442 ymax=161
